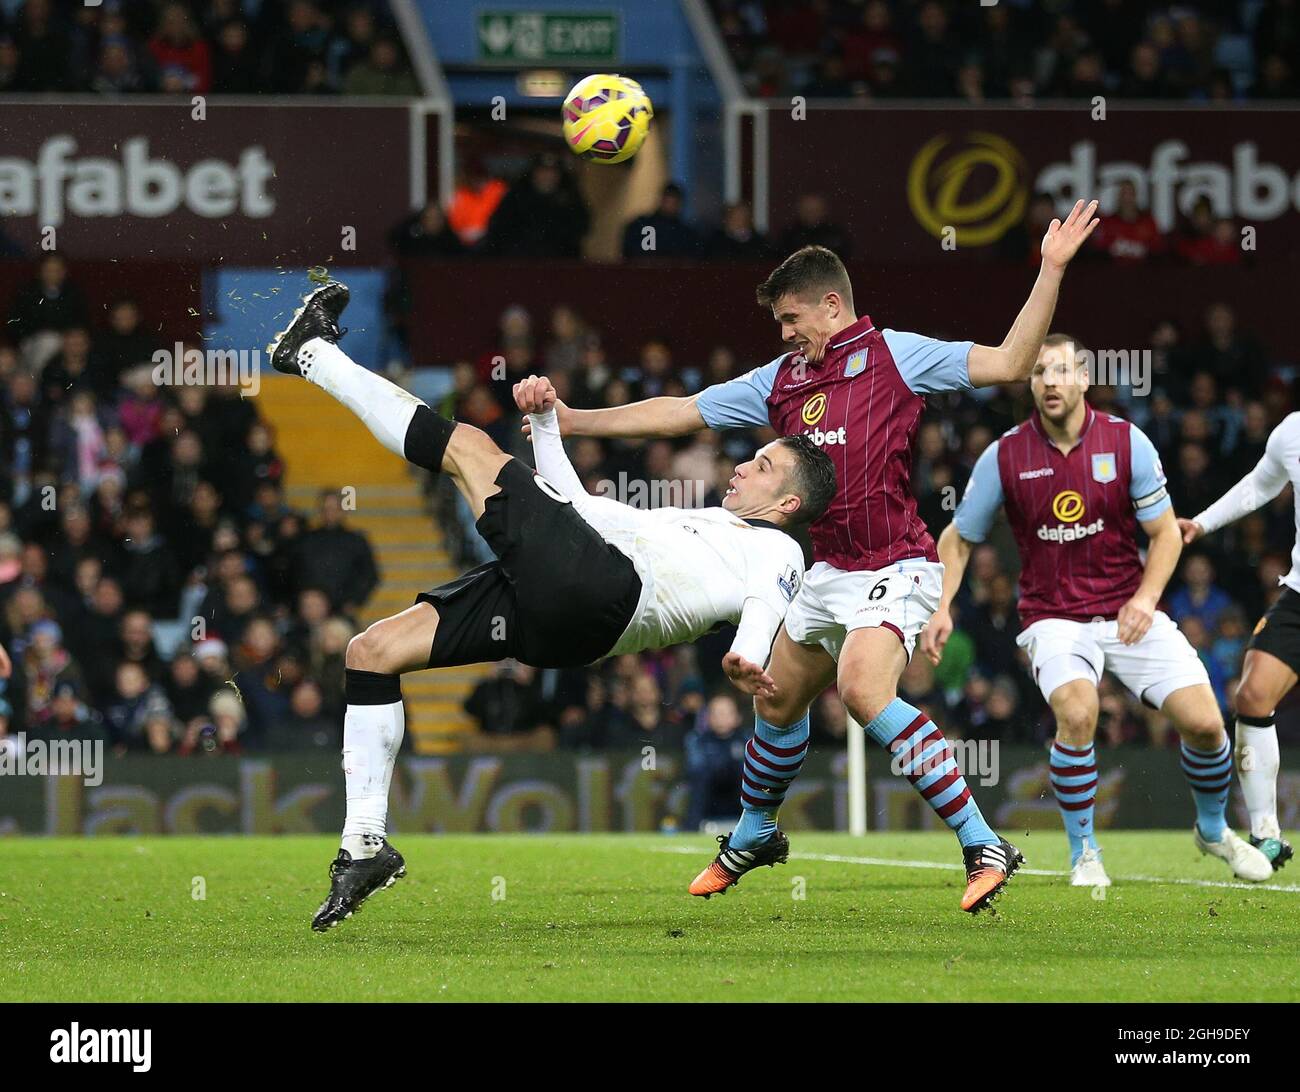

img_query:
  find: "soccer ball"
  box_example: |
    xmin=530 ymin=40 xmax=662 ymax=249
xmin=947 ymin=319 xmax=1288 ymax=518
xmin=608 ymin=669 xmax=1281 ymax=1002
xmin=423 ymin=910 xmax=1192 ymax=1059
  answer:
xmin=561 ymin=74 xmax=653 ymax=164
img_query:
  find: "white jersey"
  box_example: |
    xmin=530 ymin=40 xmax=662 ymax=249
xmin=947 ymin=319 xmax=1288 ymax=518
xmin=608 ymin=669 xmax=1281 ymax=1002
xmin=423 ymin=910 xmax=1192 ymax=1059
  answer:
xmin=1194 ymin=411 xmax=1300 ymax=594
xmin=528 ymin=411 xmax=805 ymax=664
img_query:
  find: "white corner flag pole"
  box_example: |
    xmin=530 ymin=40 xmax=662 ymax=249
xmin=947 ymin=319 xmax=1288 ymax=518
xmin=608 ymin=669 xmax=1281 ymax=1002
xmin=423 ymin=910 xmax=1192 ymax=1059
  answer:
xmin=847 ymin=711 xmax=867 ymax=836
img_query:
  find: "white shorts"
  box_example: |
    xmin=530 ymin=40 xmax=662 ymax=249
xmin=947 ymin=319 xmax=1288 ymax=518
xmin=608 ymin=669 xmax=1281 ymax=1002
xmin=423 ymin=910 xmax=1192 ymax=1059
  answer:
xmin=1015 ymin=611 xmax=1211 ymax=709
xmin=784 ymin=560 xmax=944 ymax=662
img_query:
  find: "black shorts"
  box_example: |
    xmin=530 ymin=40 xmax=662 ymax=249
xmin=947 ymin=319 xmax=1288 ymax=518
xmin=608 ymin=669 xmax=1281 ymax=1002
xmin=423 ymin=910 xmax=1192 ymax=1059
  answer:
xmin=1247 ymin=585 xmax=1300 ymax=675
xmin=416 ymin=458 xmax=643 ymax=669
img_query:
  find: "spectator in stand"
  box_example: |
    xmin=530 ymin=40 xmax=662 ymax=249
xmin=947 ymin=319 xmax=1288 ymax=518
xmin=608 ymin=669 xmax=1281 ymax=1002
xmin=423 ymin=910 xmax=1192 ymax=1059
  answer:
xmin=963 ymin=572 xmax=1022 ymax=680
xmin=0 ymin=34 xmax=21 ymax=94
xmin=49 ymin=391 xmax=108 ymax=495
xmin=482 ymin=154 xmax=590 ymax=259
xmin=623 ymin=671 xmax=685 ymax=751
xmin=805 ymin=53 xmax=857 ymax=97
xmin=622 ymin=183 xmax=699 ymax=260
xmin=211 ymin=19 xmax=259 ymax=94
xmin=1169 ymin=554 xmax=1234 ymax=635
xmin=1121 ymin=40 xmax=1175 ymax=98
xmin=293 ymin=490 xmax=379 ymax=614
xmin=12 ymin=0 xmax=71 ymax=92
xmin=166 ymin=651 xmax=216 ymax=733
xmin=8 ymin=254 xmax=88 ymax=368
xmin=906 ymin=0 xmax=958 ymax=96
xmin=777 ymin=193 xmax=853 ymax=259
xmin=703 ymin=201 xmax=770 ymax=260
xmin=103 ymin=660 xmax=172 ymax=751
xmin=93 ymin=34 xmax=150 ymax=94
xmin=189 ymin=686 xmax=244 ymax=755
xmin=41 ymin=328 xmax=96 ymax=409
xmin=328 ymin=5 xmax=379 ymax=86
xmin=94 ymin=298 xmax=154 ymax=400
xmin=465 ymin=659 xmax=552 ymax=739
xmin=264 ymin=0 xmax=328 ymax=93
xmin=1177 ymin=198 xmax=1243 ymax=266
xmin=1252 ymin=53 xmax=1297 ymax=98
xmin=542 ymin=305 xmax=587 ymax=375
xmin=39 ymin=680 xmax=109 ymax=744
xmin=148 ymin=3 xmax=212 ymax=94
xmin=1093 ymin=180 xmax=1166 ymax=263
xmin=1189 ymin=302 xmax=1268 ymax=396
xmin=341 ymin=33 xmax=417 ymax=96
xmin=263 ymin=679 xmax=339 ymax=751
xmin=22 ymin=620 xmax=83 ymax=729
xmin=388 ymin=202 xmax=466 ymax=259
xmin=118 ymin=506 xmax=181 ymax=617
xmin=684 ymin=691 xmax=747 ymax=830
xmin=840 ymin=0 xmax=902 ymax=85
xmin=447 ymin=160 xmax=508 ymax=248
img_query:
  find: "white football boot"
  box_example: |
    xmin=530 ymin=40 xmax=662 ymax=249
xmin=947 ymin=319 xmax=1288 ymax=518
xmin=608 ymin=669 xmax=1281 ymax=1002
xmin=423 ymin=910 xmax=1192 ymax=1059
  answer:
xmin=1070 ymin=845 xmax=1111 ymax=887
xmin=1194 ymin=825 xmax=1273 ymax=882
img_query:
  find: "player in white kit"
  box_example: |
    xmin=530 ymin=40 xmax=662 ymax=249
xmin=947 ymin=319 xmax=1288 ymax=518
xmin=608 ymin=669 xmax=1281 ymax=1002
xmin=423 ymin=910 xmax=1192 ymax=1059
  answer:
xmin=1180 ymin=412 xmax=1300 ymax=869
xmin=264 ymin=282 xmax=835 ymax=930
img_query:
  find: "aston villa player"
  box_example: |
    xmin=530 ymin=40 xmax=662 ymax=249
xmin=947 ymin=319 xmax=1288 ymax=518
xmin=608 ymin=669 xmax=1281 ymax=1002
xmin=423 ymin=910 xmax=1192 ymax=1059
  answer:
xmin=924 ymin=335 xmax=1272 ymax=886
xmin=526 ymin=200 xmax=1101 ymax=912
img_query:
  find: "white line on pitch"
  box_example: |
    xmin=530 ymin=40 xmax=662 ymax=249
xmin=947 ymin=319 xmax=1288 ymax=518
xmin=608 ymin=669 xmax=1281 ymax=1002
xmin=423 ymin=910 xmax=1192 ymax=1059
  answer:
xmin=648 ymin=845 xmax=1300 ymax=894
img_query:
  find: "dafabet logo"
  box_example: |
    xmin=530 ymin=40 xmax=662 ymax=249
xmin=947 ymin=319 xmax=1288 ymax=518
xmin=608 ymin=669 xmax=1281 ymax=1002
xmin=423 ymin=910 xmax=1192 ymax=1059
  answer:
xmin=907 ymin=131 xmax=1028 ymax=247
xmin=1051 ymin=490 xmax=1086 ymax=523
xmin=801 ymin=393 xmax=827 ymax=426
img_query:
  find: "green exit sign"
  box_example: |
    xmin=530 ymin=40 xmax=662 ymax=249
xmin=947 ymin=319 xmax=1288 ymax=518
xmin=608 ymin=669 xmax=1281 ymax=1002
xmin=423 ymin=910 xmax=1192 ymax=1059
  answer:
xmin=477 ymin=11 xmax=620 ymax=65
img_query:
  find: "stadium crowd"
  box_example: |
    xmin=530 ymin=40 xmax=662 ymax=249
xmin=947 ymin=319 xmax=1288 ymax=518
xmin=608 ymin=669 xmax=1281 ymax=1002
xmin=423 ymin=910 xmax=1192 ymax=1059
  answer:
xmin=710 ymin=0 xmax=1300 ymax=102
xmin=0 ymin=0 xmax=416 ymax=96
xmin=0 ymin=252 xmax=375 ymax=757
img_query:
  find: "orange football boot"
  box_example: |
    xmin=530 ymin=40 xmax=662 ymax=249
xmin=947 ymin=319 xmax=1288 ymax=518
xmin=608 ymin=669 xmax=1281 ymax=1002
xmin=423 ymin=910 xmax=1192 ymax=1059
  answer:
xmin=689 ymin=831 xmax=790 ymax=897
xmin=960 ymin=839 xmax=1024 ymax=912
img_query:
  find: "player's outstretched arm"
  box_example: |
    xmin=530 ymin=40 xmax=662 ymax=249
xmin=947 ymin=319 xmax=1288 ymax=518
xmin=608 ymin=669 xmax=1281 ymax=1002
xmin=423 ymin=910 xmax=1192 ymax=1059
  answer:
xmin=515 ymin=375 xmax=596 ymax=504
xmin=517 ymin=374 xmax=707 ymax=440
xmin=1180 ymin=433 xmax=1291 ymax=544
xmin=967 ymin=198 xmax=1100 ymax=388
xmin=921 ymin=523 xmax=975 ymax=666
xmin=724 ymin=598 xmax=784 ymax=699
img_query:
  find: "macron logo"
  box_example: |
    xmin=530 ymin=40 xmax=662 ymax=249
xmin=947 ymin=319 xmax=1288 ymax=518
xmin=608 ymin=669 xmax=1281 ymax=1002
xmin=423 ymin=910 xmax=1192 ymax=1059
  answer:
xmin=50 ymin=1024 xmax=152 ymax=1073
xmin=1019 ymin=467 xmax=1054 ymax=480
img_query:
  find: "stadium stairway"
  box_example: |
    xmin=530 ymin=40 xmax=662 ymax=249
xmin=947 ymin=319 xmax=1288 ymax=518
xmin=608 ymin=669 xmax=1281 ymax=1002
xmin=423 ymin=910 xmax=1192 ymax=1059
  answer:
xmin=255 ymin=374 xmax=487 ymax=754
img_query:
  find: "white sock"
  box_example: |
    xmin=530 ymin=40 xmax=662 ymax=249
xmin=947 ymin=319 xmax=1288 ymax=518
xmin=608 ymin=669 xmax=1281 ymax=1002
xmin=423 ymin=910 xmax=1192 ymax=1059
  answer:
xmin=1235 ymin=719 xmax=1281 ymax=840
xmin=299 ymin=337 xmax=424 ymax=461
xmin=341 ymin=698 xmax=405 ymax=859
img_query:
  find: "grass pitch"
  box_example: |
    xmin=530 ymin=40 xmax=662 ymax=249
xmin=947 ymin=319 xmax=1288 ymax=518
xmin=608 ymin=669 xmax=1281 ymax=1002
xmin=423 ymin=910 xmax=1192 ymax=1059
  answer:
xmin=3 ymin=832 xmax=1297 ymax=1002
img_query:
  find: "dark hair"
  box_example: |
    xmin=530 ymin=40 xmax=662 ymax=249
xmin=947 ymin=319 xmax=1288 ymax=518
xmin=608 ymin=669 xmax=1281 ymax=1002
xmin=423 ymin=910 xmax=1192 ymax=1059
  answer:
xmin=777 ymin=434 xmax=837 ymax=526
xmin=1042 ymin=331 xmax=1089 ymax=364
xmin=756 ymin=245 xmax=853 ymax=312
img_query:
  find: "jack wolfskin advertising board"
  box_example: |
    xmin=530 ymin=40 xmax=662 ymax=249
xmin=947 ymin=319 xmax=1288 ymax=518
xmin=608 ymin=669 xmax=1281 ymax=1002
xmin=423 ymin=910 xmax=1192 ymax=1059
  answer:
xmin=2 ymin=748 xmax=1296 ymax=835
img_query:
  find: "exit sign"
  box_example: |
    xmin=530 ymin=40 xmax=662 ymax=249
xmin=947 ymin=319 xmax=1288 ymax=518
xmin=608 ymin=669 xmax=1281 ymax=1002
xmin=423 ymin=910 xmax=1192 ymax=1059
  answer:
xmin=477 ymin=11 xmax=620 ymax=65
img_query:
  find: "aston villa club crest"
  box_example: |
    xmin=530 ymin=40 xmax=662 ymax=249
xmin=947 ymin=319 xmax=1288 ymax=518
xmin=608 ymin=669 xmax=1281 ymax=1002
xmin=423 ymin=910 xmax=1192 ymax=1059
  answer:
xmin=1091 ymin=452 xmax=1117 ymax=483
xmin=844 ymin=350 xmax=867 ymax=378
